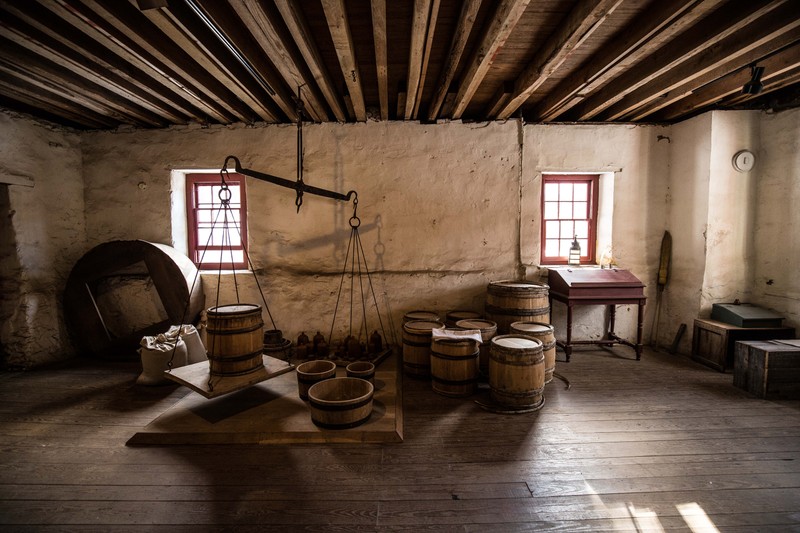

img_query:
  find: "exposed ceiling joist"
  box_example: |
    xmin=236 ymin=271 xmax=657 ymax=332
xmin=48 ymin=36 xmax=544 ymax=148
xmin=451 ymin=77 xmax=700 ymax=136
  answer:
xmin=320 ymin=0 xmax=366 ymax=121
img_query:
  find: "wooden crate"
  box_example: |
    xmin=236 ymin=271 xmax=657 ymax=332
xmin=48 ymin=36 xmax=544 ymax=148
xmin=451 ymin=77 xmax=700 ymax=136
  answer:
xmin=691 ymin=318 xmax=795 ymax=372
xmin=734 ymin=340 xmax=800 ymax=399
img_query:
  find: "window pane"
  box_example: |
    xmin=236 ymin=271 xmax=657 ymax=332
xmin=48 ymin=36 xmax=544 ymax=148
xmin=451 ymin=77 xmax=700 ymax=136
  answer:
xmin=573 ymin=202 xmax=587 ymax=219
xmin=575 ymin=220 xmax=589 ymax=238
xmin=544 ymin=182 xmax=559 ymax=201
xmin=578 ymin=239 xmax=589 ymax=255
xmin=544 ymin=201 xmax=558 ymax=219
xmin=558 ymin=202 xmax=572 ymax=219
xmin=559 ymin=221 xmax=574 ymax=239
xmin=559 ymin=182 xmax=573 ymax=199
xmin=574 ymin=183 xmax=588 ymax=201
xmin=545 ymin=239 xmax=560 ymax=257
xmin=559 ymin=240 xmax=571 ymax=257
xmin=198 ymin=186 xmax=212 ymax=204
xmin=545 ymin=220 xmax=559 ymax=239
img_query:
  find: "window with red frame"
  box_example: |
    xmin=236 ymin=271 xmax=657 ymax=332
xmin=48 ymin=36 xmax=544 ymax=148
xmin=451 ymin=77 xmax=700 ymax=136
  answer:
xmin=540 ymin=174 xmax=599 ymax=265
xmin=186 ymin=173 xmax=248 ymax=270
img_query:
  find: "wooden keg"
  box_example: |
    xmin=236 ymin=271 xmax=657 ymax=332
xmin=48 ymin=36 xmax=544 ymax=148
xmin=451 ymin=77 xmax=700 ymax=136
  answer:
xmin=403 ymin=310 xmax=441 ymax=324
xmin=402 ymin=320 xmax=441 ymax=377
xmin=430 ymin=337 xmax=480 ymax=397
xmin=489 ymin=335 xmax=544 ymax=409
xmin=445 ymin=309 xmax=482 ymax=327
xmin=510 ymin=322 xmax=556 ymax=384
xmin=485 ymin=280 xmax=550 ymax=333
xmin=308 ymin=377 xmax=374 ymax=429
xmin=296 ymin=360 xmax=337 ymax=400
xmin=455 ymin=318 xmax=498 ymax=374
xmin=206 ymin=304 xmax=264 ymax=377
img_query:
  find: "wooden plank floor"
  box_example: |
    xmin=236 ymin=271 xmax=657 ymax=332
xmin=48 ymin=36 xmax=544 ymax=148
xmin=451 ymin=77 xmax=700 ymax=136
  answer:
xmin=1 ymin=346 xmax=799 ymax=531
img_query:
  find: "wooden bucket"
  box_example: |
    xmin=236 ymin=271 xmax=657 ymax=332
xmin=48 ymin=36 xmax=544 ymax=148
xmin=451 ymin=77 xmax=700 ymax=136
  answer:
xmin=445 ymin=309 xmax=482 ymax=327
xmin=346 ymin=361 xmax=376 ymax=384
xmin=489 ymin=335 xmax=544 ymax=409
xmin=430 ymin=337 xmax=480 ymax=397
xmin=485 ymin=280 xmax=550 ymax=333
xmin=308 ymin=377 xmax=374 ymax=429
xmin=403 ymin=310 xmax=441 ymax=324
xmin=455 ymin=318 xmax=498 ymax=374
xmin=206 ymin=304 xmax=264 ymax=377
xmin=296 ymin=360 xmax=337 ymax=400
xmin=510 ymin=322 xmax=556 ymax=384
xmin=402 ymin=320 xmax=442 ymax=377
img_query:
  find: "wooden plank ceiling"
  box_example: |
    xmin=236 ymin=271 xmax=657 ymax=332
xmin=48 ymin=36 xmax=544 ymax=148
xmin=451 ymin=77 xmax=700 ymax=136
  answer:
xmin=0 ymin=0 xmax=799 ymax=130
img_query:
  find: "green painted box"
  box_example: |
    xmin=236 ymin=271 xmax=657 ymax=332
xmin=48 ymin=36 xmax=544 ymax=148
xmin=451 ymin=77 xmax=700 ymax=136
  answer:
xmin=711 ymin=303 xmax=784 ymax=328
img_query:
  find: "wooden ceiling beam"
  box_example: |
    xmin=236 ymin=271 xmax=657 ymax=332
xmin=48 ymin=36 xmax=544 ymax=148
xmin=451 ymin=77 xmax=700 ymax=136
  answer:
xmin=412 ymin=0 xmax=441 ymax=119
xmin=651 ymin=43 xmax=800 ymax=121
xmin=0 ymin=13 xmax=191 ymax=125
xmin=369 ymin=0 xmax=388 ymax=121
xmin=405 ymin=0 xmax=441 ymax=120
xmin=600 ymin=4 xmax=800 ymax=121
xmin=451 ymin=0 xmax=531 ymax=120
xmin=1 ymin=1 xmax=212 ymax=123
xmin=226 ymin=0 xmax=328 ymax=122
xmin=569 ymin=0 xmax=790 ymax=121
xmin=320 ymin=0 xmax=366 ymax=121
xmin=275 ymin=0 xmax=347 ymax=122
xmin=426 ymin=0 xmax=481 ymax=121
xmin=532 ymin=0 xmax=711 ymax=122
xmin=494 ymin=0 xmax=623 ymax=120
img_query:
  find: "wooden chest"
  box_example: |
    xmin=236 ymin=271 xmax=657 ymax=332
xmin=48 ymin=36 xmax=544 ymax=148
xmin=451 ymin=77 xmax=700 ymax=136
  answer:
xmin=691 ymin=318 xmax=795 ymax=372
xmin=734 ymin=340 xmax=800 ymax=399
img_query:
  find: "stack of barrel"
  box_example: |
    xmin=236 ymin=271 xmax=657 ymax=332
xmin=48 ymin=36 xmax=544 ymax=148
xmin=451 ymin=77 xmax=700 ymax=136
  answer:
xmin=484 ymin=280 xmax=556 ymax=411
xmin=400 ymin=279 xmax=557 ymax=412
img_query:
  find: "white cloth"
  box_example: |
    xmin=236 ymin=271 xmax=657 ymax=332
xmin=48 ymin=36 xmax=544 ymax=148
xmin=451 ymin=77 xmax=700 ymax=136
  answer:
xmin=163 ymin=324 xmax=206 ymax=364
xmin=431 ymin=327 xmax=484 ymax=344
xmin=137 ymin=329 xmax=188 ymax=386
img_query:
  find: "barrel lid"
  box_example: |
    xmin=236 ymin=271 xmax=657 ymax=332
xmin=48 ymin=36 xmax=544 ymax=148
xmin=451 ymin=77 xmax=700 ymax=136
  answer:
xmin=404 ymin=310 xmax=440 ymax=321
xmin=456 ymin=319 xmax=497 ymax=330
xmin=447 ymin=310 xmax=482 ymax=319
xmin=404 ymin=320 xmax=442 ymax=332
xmin=493 ymin=336 xmax=542 ymax=349
xmin=489 ymin=280 xmax=549 ymax=290
xmin=511 ymin=322 xmax=552 ymax=333
xmin=208 ymin=303 xmax=261 ymax=314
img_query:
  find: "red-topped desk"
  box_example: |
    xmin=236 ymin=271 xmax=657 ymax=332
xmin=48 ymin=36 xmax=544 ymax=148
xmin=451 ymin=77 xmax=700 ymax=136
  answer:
xmin=548 ymin=267 xmax=646 ymax=361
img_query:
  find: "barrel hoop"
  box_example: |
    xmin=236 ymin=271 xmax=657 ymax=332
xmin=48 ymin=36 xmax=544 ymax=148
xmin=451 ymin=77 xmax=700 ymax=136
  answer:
xmin=403 ymin=338 xmax=433 ymax=347
xmin=207 ymin=322 xmax=264 ymax=335
xmin=206 ymin=349 xmax=263 ymax=362
xmin=311 ymin=414 xmax=371 ymax=429
xmin=493 ymin=386 xmax=545 ymax=399
xmin=489 ymin=353 xmax=545 ymax=366
xmin=431 ymin=350 xmax=480 ymax=361
xmin=309 ymin=397 xmax=372 ymax=412
xmin=432 ymin=376 xmax=479 ymax=386
xmin=209 ymin=364 xmax=263 ymax=377
xmin=540 ymin=341 xmax=557 ymax=350
xmin=485 ymin=304 xmax=550 ymax=316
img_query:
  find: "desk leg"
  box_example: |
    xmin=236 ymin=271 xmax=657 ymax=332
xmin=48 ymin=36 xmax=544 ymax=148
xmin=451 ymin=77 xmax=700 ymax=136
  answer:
xmin=565 ymin=304 xmax=573 ymax=362
xmin=636 ymin=302 xmax=644 ymax=360
xmin=608 ymin=305 xmax=616 ymax=338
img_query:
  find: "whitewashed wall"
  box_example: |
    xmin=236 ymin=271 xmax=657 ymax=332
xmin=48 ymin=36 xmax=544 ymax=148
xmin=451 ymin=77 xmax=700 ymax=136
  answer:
xmin=0 ymin=111 xmax=85 ymax=368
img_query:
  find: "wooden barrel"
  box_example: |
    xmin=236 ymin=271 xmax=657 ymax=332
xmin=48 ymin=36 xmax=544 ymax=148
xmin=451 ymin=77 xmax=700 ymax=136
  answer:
xmin=489 ymin=335 xmax=544 ymax=409
xmin=510 ymin=322 xmax=556 ymax=384
xmin=485 ymin=280 xmax=550 ymax=333
xmin=346 ymin=361 xmax=376 ymax=384
xmin=402 ymin=320 xmax=442 ymax=377
xmin=308 ymin=377 xmax=374 ymax=429
xmin=296 ymin=360 xmax=337 ymax=400
xmin=455 ymin=318 xmax=498 ymax=374
xmin=206 ymin=304 xmax=264 ymax=377
xmin=430 ymin=336 xmax=480 ymax=397
xmin=445 ymin=309 xmax=482 ymax=327
xmin=403 ymin=310 xmax=441 ymax=324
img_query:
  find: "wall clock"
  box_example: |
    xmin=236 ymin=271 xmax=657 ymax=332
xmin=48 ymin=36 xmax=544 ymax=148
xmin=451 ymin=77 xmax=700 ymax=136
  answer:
xmin=732 ymin=150 xmax=756 ymax=172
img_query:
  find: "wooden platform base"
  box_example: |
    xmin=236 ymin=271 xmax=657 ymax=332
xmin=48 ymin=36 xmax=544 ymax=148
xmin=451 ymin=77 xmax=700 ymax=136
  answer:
xmin=127 ymin=352 xmax=403 ymax=445
xmin=163 ymin=354 xmax=294 ymax=399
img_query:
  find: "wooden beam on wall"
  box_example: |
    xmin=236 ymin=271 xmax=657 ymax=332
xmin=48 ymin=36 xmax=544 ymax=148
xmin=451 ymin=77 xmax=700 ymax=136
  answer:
xmin=321 ymin=0 xmax=366 ymax=121
xmin=451 ymin=0 xmax=531 ymax=120
xmin=494 ymin=0 xmax=622 ymax=120
xmin=427 ymin=0 xmax=481 ymax=121
xmin=275 ymin=0 xmax=348 ymax=122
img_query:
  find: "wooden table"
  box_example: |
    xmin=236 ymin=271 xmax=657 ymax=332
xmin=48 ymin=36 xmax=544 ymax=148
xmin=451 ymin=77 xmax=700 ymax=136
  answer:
xmin=548 ymin=267 xmax=646 ymax=361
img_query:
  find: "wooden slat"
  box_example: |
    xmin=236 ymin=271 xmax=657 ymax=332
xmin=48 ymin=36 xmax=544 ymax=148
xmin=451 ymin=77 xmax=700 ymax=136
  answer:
xmin=495 ymin=0 xmax=623 ymax=120
xmin=451 ymin=0 xmax=531 ymax=120
xmin=275 ymin=0 xmax=348 ymax=122
xmin=600 ymin=3 xmax=800 ymax=121
xmin=369 ymin=0 xmax=388 ymax=121
xmin=426 ymin=0 xmax=481 ymax=121
xmin=320 ymin=0 xmax=366 ymax=121
xmin=569 ymin=0 xmax=790 ymax=121
xmin=404 ymin=0 xmax=433 ymax=119
xmin=412 ymin=0 xmax=441 ymax=119
xmin=0 ymin=80 xmax=114 ymax=129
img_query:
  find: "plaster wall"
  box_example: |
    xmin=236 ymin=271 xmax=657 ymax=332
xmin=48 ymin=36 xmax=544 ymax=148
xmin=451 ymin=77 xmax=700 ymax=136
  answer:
xmin=0 ymin=111 xmax=85 ymax=368
xmin=751 ymin=107 xmax=800 ymax=329
xmin=521 ymin=123 xmax=670 ymax=345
